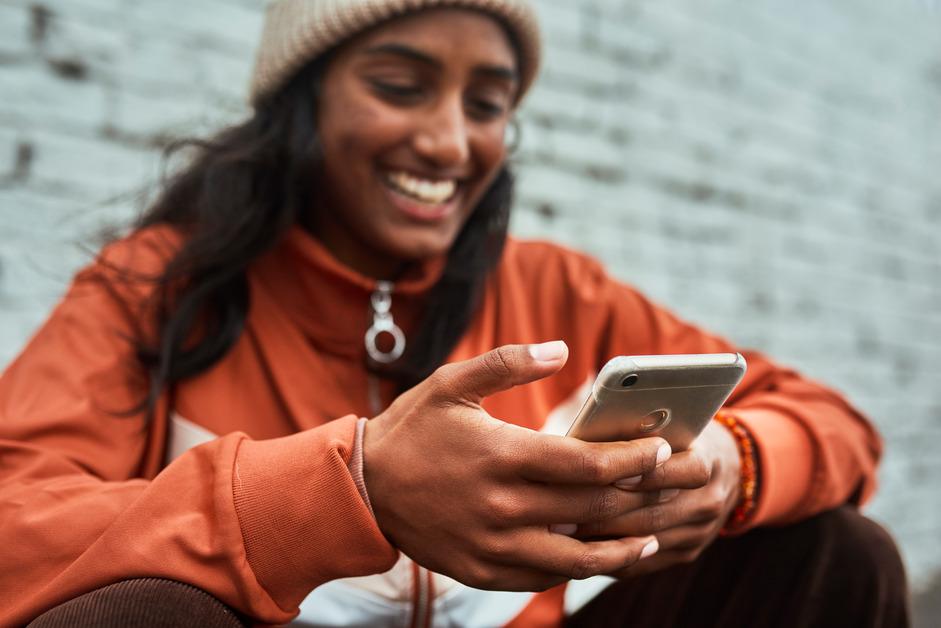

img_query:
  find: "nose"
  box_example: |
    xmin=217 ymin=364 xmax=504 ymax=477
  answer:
xmin=413 ymin=94 xmax=470 ymax=167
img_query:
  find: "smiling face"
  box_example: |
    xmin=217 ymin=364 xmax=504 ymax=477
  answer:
xmin=311 ymin=8 xmax=519 ymax=279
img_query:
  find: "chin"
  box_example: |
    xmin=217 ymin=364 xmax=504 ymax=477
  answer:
xmin=392 ymin=238 xmax=452 ymax=262
xmin=385 ymin=223 xmax=464 ymax=261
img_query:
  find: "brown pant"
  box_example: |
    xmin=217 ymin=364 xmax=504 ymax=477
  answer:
xmin=567 ymin=506 xmax=910 ymax=628
xmin=29 ymin=507 xmax=909 ymax=628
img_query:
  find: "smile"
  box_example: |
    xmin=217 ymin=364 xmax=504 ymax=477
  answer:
xmin=384 ymin=171 xmax=458 ymax=205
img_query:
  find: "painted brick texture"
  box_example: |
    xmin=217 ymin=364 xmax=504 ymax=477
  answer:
xmin=1 ymin=0 xmax=939 ymax=606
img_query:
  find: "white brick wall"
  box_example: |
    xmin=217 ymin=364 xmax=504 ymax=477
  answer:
xmin=1 ymin=0 xmax=940 ymax=603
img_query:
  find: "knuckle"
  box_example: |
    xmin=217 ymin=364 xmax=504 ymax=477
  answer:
xmin=465 ymin=565 xmax=496 ymax=590
xmin=427 ymin=365 xmax=456 ymax=396
xmin=644 ymin=505 xmax=667 ymax=532
xmin=594 ymin=451 xmax=614 ymax=479
xmin=692 ymin=489 xmax=725 ymax=520
xmin=692 ymin=456 xmax=713 ymax=485
xmin=589 ymin=488 xmax=620 ymax=520
xmin=490 ymin=445 xmax=518 ymax=472
xmin=478 ymin=533 xmax=512 ymax=560
xmin=678 ymin=547 xmax=704 ymax=564
xmin=431 ymin=362 xmax=454 ymax=381
xmin=699 ymin=500 xmax=724 ymax=521
xmin=484 ymin=490 xmax=523 ymax=522
xmin=708 ymin=484 xmax=727 ymax=504
xmin=579 ymin=450 xmax=610 ymax=483
xmin=570 ymin=550 xmax=603 ymax=580
xmin=485 ymin=348 xmax=514 ymax=380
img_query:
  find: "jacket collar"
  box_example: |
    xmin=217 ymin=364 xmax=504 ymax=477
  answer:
xmin=249 ymin=226 xmax=446 ymax=359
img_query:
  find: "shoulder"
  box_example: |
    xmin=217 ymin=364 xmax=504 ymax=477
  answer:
xmin=66 ymin=224 xmax=187 ymax=326
xmin=74 ymin=224 xmax=187 ymax=297
xmin=85 ymin=224 xmax=186 ymax=281
xmin=501 ymin=237 xmax=605 ymax=281
xmin=498 ymin=237 xmax=642 ymax=305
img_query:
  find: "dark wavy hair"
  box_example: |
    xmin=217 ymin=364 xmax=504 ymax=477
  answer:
xmin=131 ymin=56 xmax=513 ymax=417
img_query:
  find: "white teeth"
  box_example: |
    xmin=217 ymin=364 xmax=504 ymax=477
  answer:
xmin=386 ymin=171 xmax=457 ymax=204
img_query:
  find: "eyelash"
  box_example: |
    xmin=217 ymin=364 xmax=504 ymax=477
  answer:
xmin=369 ymin=80 xmax=506 ymax=120
xmin=468 ymin=98 xmax=505 ymax=119
xmin=371 ymin=81 xmax=423 ymax=98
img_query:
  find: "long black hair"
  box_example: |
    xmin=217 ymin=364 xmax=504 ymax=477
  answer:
xmin=131 ymin=56 xmax=513 ymax=417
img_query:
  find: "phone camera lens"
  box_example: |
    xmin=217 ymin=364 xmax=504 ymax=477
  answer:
xmin=621 ymin=374 xmax=639 ymax=387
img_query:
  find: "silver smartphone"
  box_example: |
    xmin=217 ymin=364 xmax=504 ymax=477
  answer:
xmin=565 ymin=353 xmax=747 ymax=451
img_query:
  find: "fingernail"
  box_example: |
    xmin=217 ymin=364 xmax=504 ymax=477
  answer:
xmin=549 ymin=523 xmax=578 ymax=536
xmin=658 ymin=488 xmax=680 ymax=503
xmin=656 ymin=443 xmax=672 ymax=466
xmin=615 ymin=475 xmax=643 ymax=489
xmin=529 ymin=341 xmax=567 ymax=363
xmin=640 ymin=538 xmax=659 ymax=560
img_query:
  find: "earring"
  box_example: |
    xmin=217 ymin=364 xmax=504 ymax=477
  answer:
xmin=505 ymin=117 xmax=522 ymax=154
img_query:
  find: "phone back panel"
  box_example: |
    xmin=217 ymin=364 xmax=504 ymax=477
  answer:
xmin=566 ymin=354 xmax=746 ymax=451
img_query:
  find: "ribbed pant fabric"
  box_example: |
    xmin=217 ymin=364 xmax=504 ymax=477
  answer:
xmin=27 ymin=578 xmax=246 ymax=628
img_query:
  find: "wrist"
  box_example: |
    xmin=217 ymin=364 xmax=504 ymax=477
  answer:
xmin=348 ymin=418 xmax=376 ymax=518
xmin=713 ymin=410 xmax=760 ymax=533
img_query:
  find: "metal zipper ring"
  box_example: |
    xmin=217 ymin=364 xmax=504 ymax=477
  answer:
xmin=365 ymin=324 xmax=406 ymax=364
xmin=365 ymin=280 xmax=405 ymax=364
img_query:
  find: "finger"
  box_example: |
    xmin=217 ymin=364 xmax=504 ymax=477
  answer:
xmin=616 ymin=450 xmax=711 ymax=491
xmin=611 ymin=549 xmax=681 ymax=579
xmin=487 ymin=483 xmax=652 ymax=526
xmin=653 ymin=521 xmax=718 ymax=552
xmin=516 ymin=435 xmax=670 ymax=485
xmin=455 ymin=561 xmax=570 ymax=592
xmin=500 ymin=528 xmax=659 ymax=581
xmin=610 ymin=523 xmax=717 ymax=579
xmin=575 ymin=490 xmax=710 ymax=538
xmin=431 ymin=342 xmax=568 ymax=405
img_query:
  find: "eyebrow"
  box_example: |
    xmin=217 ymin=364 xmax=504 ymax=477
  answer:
xmin=362 ymin=43 xmax=518 ymax=82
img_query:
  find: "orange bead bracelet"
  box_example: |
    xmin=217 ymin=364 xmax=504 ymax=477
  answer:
xmin=713 ymin=410 xmax=760 ymax=534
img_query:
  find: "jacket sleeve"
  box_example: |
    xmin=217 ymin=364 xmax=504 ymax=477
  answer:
xmin=546 ymin=246 xmax=882 ymax=530
xmin=0 ymin=231 xmax=397 ymax=626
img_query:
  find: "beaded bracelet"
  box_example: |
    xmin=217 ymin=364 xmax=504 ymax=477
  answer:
xmin=713 ymin=410 xmax=760 ymax=533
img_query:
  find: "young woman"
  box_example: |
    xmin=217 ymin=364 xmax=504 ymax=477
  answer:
xmin=1 ymin=1 xmax=908 ymax=626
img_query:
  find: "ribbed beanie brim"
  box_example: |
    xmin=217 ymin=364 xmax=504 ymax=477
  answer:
xmin=249 ymin=0 xmax=540 ymax=106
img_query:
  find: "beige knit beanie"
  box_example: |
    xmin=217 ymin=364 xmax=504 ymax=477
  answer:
xmin=249 ymin=0 xmax=541 ymax=106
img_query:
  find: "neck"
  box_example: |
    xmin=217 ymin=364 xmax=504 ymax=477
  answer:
xmin=301 ymin=219 xmax=407 ymax=281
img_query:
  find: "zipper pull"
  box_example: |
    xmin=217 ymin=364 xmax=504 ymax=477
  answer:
xmin=365 ymin=280 xmax=406 ymax=364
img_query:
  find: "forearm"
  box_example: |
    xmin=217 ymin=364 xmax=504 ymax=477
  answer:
xmin=0 ymin=418 xmax=397 ymax=625
xmin=728 ymin=364 xmax=882 ymax=528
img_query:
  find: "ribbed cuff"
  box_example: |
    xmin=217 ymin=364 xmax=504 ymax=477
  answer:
xmin=232 ymin=416 xmax=397 ymax=610
xmin=347 ymin=418 xmax=375 ymax=518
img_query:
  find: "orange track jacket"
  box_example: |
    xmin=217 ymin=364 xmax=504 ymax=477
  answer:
xmin=0 ymin=226 xmax=881 ymax=625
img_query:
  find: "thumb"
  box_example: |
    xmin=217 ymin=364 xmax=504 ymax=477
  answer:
xmin=434 ymin=341 xmax=569 ymax=405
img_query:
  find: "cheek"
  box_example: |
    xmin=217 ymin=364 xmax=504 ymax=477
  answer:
xmin=473 ymin=125 xmax=510 ymax=178
xmin=473 ymin=140 xmax=508 ymax=196
xmin=323 ymin=112 xmax=378 ymax=161
xmin=320 ymin=91 xmax=392 ymax=159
